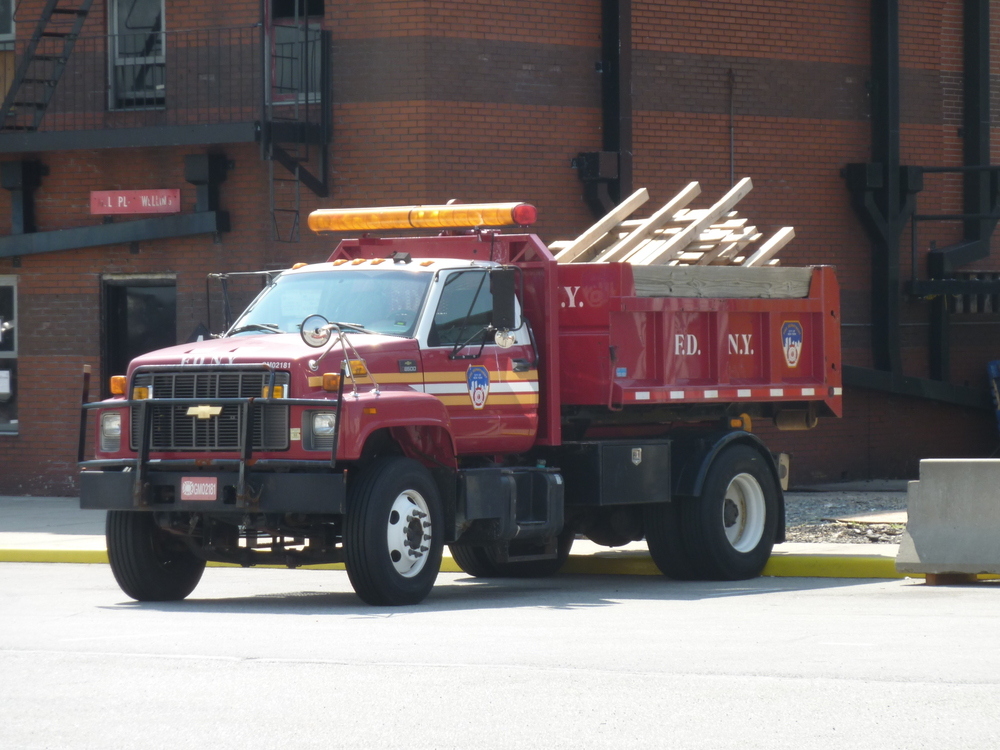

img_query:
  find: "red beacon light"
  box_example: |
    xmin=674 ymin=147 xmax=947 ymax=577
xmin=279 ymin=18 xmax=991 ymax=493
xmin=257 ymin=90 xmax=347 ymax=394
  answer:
xmin=308 ymin=202 xmax=538 ymax=233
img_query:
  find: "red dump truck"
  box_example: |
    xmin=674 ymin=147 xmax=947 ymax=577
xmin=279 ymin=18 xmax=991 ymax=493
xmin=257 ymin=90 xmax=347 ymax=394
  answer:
xmin=78 ymin=201 xmax=842 ymax=605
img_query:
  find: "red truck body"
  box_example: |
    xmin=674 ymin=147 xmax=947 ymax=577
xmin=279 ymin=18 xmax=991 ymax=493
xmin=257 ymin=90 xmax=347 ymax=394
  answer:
xmin=79 ymin=215 xmax=842 ymax=606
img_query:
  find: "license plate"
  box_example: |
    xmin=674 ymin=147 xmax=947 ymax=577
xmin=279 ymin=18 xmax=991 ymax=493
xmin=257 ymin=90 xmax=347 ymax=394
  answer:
xmin=181 ymin=476 xmax=218 ymax=501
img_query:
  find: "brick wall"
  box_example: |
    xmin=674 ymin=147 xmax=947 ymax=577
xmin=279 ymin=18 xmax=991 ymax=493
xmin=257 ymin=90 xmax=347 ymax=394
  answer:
xmin=3 ymin=0 xmax=1000 ymax=493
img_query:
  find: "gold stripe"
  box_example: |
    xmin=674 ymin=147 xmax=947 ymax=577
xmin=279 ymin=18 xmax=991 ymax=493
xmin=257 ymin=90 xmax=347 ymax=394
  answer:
xmin=434 ymin=394 xmax=539 ymax=406
xmin=489 ymin=394 xmax=540 ymax=405
xmin=370 ymin=372 xmax=423 ymax=384
xmin=307 ymin=376 xmax=324 ymax=388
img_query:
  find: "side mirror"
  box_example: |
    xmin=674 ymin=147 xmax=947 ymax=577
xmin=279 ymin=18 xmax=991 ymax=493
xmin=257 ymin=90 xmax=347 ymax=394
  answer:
xmin=300 ymin=314 xmax=332 ymax=348
xmin=489 ymin=268 xmax=518 ymax=331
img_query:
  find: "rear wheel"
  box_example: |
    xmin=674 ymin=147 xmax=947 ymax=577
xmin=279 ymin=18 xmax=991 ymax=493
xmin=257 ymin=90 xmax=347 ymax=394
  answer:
xmin=344 ymin=457 xmax=444 ymax=605
xmin=680 ymin=444 xmax=779 ymax=580
xmin=645 ymin=498 xmax=699 ymax=580
xmin=106 ymin=511 xmax=206 ymax=601
xmin=449 ymin=528 xmax=575 ymax=579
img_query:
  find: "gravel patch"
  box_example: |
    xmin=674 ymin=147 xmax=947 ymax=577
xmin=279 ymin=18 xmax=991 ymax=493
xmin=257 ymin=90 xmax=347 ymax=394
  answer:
xmin=783 ymin=490 xmax=909 ymax=544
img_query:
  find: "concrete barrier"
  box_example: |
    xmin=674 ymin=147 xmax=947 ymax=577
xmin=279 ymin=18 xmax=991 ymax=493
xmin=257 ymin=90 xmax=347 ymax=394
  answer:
xmin=896 ymin=459 xmax=1000 ymax=583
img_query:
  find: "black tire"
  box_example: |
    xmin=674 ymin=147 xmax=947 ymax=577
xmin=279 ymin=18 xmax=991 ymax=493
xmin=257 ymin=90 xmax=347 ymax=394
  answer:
xmin=344 ymin=457 xmax=444 ymax=605
xmin=645 ymin=498 xmax=699 ymax=580
xmin=106 ymin=510 xmax=206 ymax=601
xmin=448 ymin=543 xmax=503 ymax=578
xmin=449 ymin=528 xmax=575 ymax=579
xmin=680 ymin=444 xmax=780 ymax=580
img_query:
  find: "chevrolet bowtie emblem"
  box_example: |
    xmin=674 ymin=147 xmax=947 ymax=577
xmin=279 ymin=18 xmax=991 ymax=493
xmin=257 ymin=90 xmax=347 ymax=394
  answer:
xmin=187 ymin=405 xmax=223 ymax=420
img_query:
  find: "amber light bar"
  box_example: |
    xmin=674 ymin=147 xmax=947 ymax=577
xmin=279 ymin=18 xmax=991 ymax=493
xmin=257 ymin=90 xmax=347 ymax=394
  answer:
xmin=308 ymin=202 xmax=537 ymax=233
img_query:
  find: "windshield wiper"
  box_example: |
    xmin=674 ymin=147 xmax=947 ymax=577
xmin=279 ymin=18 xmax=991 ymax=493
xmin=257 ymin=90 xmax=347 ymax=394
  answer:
xmin=228 ymin=323 xmax=282 ymax=336
xmin=329 ymin=322 xmax=370 ymax=334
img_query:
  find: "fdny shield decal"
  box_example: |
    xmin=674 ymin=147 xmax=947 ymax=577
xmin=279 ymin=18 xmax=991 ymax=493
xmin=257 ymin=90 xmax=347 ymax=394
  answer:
xmin=466 ymin=365 xmax=490 ymax=409
xmin=781 ymin=321 xmax=803 ymax=368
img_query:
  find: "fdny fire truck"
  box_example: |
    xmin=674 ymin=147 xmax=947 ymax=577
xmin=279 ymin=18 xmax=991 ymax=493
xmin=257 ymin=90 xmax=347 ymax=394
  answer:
xmin=78 ymin=201 xmax=842 ymax=605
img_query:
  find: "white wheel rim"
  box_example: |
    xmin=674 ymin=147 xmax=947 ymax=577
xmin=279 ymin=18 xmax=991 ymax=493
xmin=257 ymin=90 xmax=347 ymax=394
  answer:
xmin=386 ymin=490 xmax=432 ymax=578
xmin=722 ymin=473 xmax=766 ymax=553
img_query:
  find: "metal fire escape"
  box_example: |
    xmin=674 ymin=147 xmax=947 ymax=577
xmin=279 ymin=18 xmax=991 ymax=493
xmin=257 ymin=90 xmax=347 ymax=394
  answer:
xmin=0 ymin=0 xmax=95 ymax=131
xmin=263 ymin=13 xmax=330 ymax=243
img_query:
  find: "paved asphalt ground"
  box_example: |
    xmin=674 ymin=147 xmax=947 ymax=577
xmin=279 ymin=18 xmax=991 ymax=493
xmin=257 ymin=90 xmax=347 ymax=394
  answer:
xmin=0 ymin=492 xmax=910 ymax=579
xmin=4 ymin=563 xmax=1000 ymax=749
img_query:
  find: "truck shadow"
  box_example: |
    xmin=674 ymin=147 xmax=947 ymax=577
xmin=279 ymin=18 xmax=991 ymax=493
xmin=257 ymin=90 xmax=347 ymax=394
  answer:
xmin=104 ymin=571 xmax=881 ymax=615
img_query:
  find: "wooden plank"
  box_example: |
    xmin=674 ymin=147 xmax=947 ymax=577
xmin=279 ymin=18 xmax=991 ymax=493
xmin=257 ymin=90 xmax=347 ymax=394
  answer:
xmin=631 ymin=265 xmax=814 ymax=298
xmin=741 ymin=226 xmax=795 ymax=267
xmin=697 ymin=226 xmax=757 ymax=265
xmin=555 ymin=188 xmax=649 ymax=263
xmin=628 ymin=178 xmax=753 ymax=265
xmin=595 ymin=182 xmax=702 ymax=263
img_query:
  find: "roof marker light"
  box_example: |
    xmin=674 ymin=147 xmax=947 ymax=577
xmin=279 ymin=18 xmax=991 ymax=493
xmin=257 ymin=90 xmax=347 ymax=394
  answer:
xmin=308 ymin=202 xmax=538 ymax=233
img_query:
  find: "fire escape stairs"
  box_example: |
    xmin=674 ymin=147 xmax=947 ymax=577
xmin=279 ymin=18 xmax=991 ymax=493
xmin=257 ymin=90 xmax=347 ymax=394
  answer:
xmin=0 ymin=0 xmax=95 ymax=132
xmin=264 ymin=21 xmax=329 ymax=243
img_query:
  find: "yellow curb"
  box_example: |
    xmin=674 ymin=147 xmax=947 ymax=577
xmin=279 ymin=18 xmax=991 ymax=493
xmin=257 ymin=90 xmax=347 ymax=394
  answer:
xmin=1 ymin=547 xmax=915 ymax=579
xmin=0 ymin=549 xmax=109 ymax=564
xmin=763 ymin=552 xmax=907 ymax=579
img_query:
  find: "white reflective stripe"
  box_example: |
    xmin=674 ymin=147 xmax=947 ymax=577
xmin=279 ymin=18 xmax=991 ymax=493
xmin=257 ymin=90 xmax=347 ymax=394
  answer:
xmin=801 ymin=387 xmax=815 ymax=396
xmin=704 ymin=390 xmax=718 ymax=399
xmin=495 ymin=381 xmax=539 ymax=393
xmin=635 ymin=392 xmax=650 ymax=401
xmin=670 ymin=391 xmax=685 ymax=399
xmin=737 ymin=389 xmax=752 ymax=398
xmin=833 ymin=387 xmax=843 ymax=395
xmin=424 ymin=383 xmax=468 ymax=395
xmin=770 ymin=388 xmax=784 ymax=397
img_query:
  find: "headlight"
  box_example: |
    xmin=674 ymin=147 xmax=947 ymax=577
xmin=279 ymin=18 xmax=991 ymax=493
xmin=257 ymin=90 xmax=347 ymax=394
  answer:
xmin=101 ymin=412 xmax=122 ymax=437
xmin=100 ymin=412 xmax=122 ymax=452
xmin=313 ymin=412 xmax=337 ymax=436
xmin=303 ymin=411 xmax=337 ymax=451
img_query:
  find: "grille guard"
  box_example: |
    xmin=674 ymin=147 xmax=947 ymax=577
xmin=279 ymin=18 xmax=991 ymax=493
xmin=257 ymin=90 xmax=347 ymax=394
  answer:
xmin=78 ymin=364 xmax=347 ymax=509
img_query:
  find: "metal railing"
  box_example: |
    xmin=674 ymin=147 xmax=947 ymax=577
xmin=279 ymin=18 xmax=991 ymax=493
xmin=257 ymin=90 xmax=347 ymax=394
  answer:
xmin=2 ymin=25 xmax=265 ymax=132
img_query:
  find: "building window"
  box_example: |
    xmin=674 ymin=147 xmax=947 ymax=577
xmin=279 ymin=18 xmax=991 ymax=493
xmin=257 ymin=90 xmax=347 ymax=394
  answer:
xmin=269 ymin=0 xmax=323 ymax=105
xmin=0 ymin=0 xmax=14 ymax=45
xmin=0 ymin=277 xmax=17 ymax=434
xmin=109 ymin=0 xmax=166 ymax=109
xmin=1 ymin=0 xmax=14 ymax=101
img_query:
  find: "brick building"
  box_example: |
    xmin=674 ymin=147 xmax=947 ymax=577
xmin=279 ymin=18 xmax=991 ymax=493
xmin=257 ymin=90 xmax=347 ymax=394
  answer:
xmin=1 ymin=0 xmax=999 ymax=494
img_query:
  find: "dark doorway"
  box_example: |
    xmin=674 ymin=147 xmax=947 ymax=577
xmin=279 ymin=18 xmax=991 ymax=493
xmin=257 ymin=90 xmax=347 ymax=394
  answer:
xmin=102 ymin=278 xmax=176 ymax=398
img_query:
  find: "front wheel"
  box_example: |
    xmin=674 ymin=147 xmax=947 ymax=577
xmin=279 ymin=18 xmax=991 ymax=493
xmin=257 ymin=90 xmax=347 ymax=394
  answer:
xmin=106 ymin=511 xmax=206 ymax=601
xmin=679 ymin=444 xmax=780 ymax=580
xmin=344 ymin=457 xmax=444 ymax=605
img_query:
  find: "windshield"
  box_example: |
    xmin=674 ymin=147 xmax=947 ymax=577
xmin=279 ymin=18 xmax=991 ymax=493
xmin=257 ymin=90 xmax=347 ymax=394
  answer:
xmin=229 ymin=269 xmax=433 ymax=337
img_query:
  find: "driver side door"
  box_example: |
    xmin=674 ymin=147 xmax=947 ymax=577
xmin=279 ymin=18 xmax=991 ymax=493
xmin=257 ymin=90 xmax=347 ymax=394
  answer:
xmin=418 ymin=269 xmax=538 ymax=455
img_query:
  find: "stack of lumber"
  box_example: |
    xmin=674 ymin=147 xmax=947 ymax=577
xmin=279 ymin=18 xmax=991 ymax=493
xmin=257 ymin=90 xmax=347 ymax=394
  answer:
xmin=551 ymin=178 xmax=794 ymax=267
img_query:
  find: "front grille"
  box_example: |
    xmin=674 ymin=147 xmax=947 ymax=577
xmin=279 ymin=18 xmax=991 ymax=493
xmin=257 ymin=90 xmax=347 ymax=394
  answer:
xmin=130 ymin=370 xmax=290 ymax=452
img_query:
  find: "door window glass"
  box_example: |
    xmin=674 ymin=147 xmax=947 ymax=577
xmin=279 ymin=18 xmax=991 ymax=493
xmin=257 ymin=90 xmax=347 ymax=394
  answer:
xmin=429 ymin=270 xmax=493 ymax=347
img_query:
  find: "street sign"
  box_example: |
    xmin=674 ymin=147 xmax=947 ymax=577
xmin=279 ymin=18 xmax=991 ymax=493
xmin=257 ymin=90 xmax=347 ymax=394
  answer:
xmin=90 ymin=189 xmax=181 ymax=215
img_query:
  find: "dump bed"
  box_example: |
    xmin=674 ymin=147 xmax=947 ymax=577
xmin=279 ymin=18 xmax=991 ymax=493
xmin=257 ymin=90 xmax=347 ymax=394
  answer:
xmin=555 ymin=263 xmax=842 ymax=416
